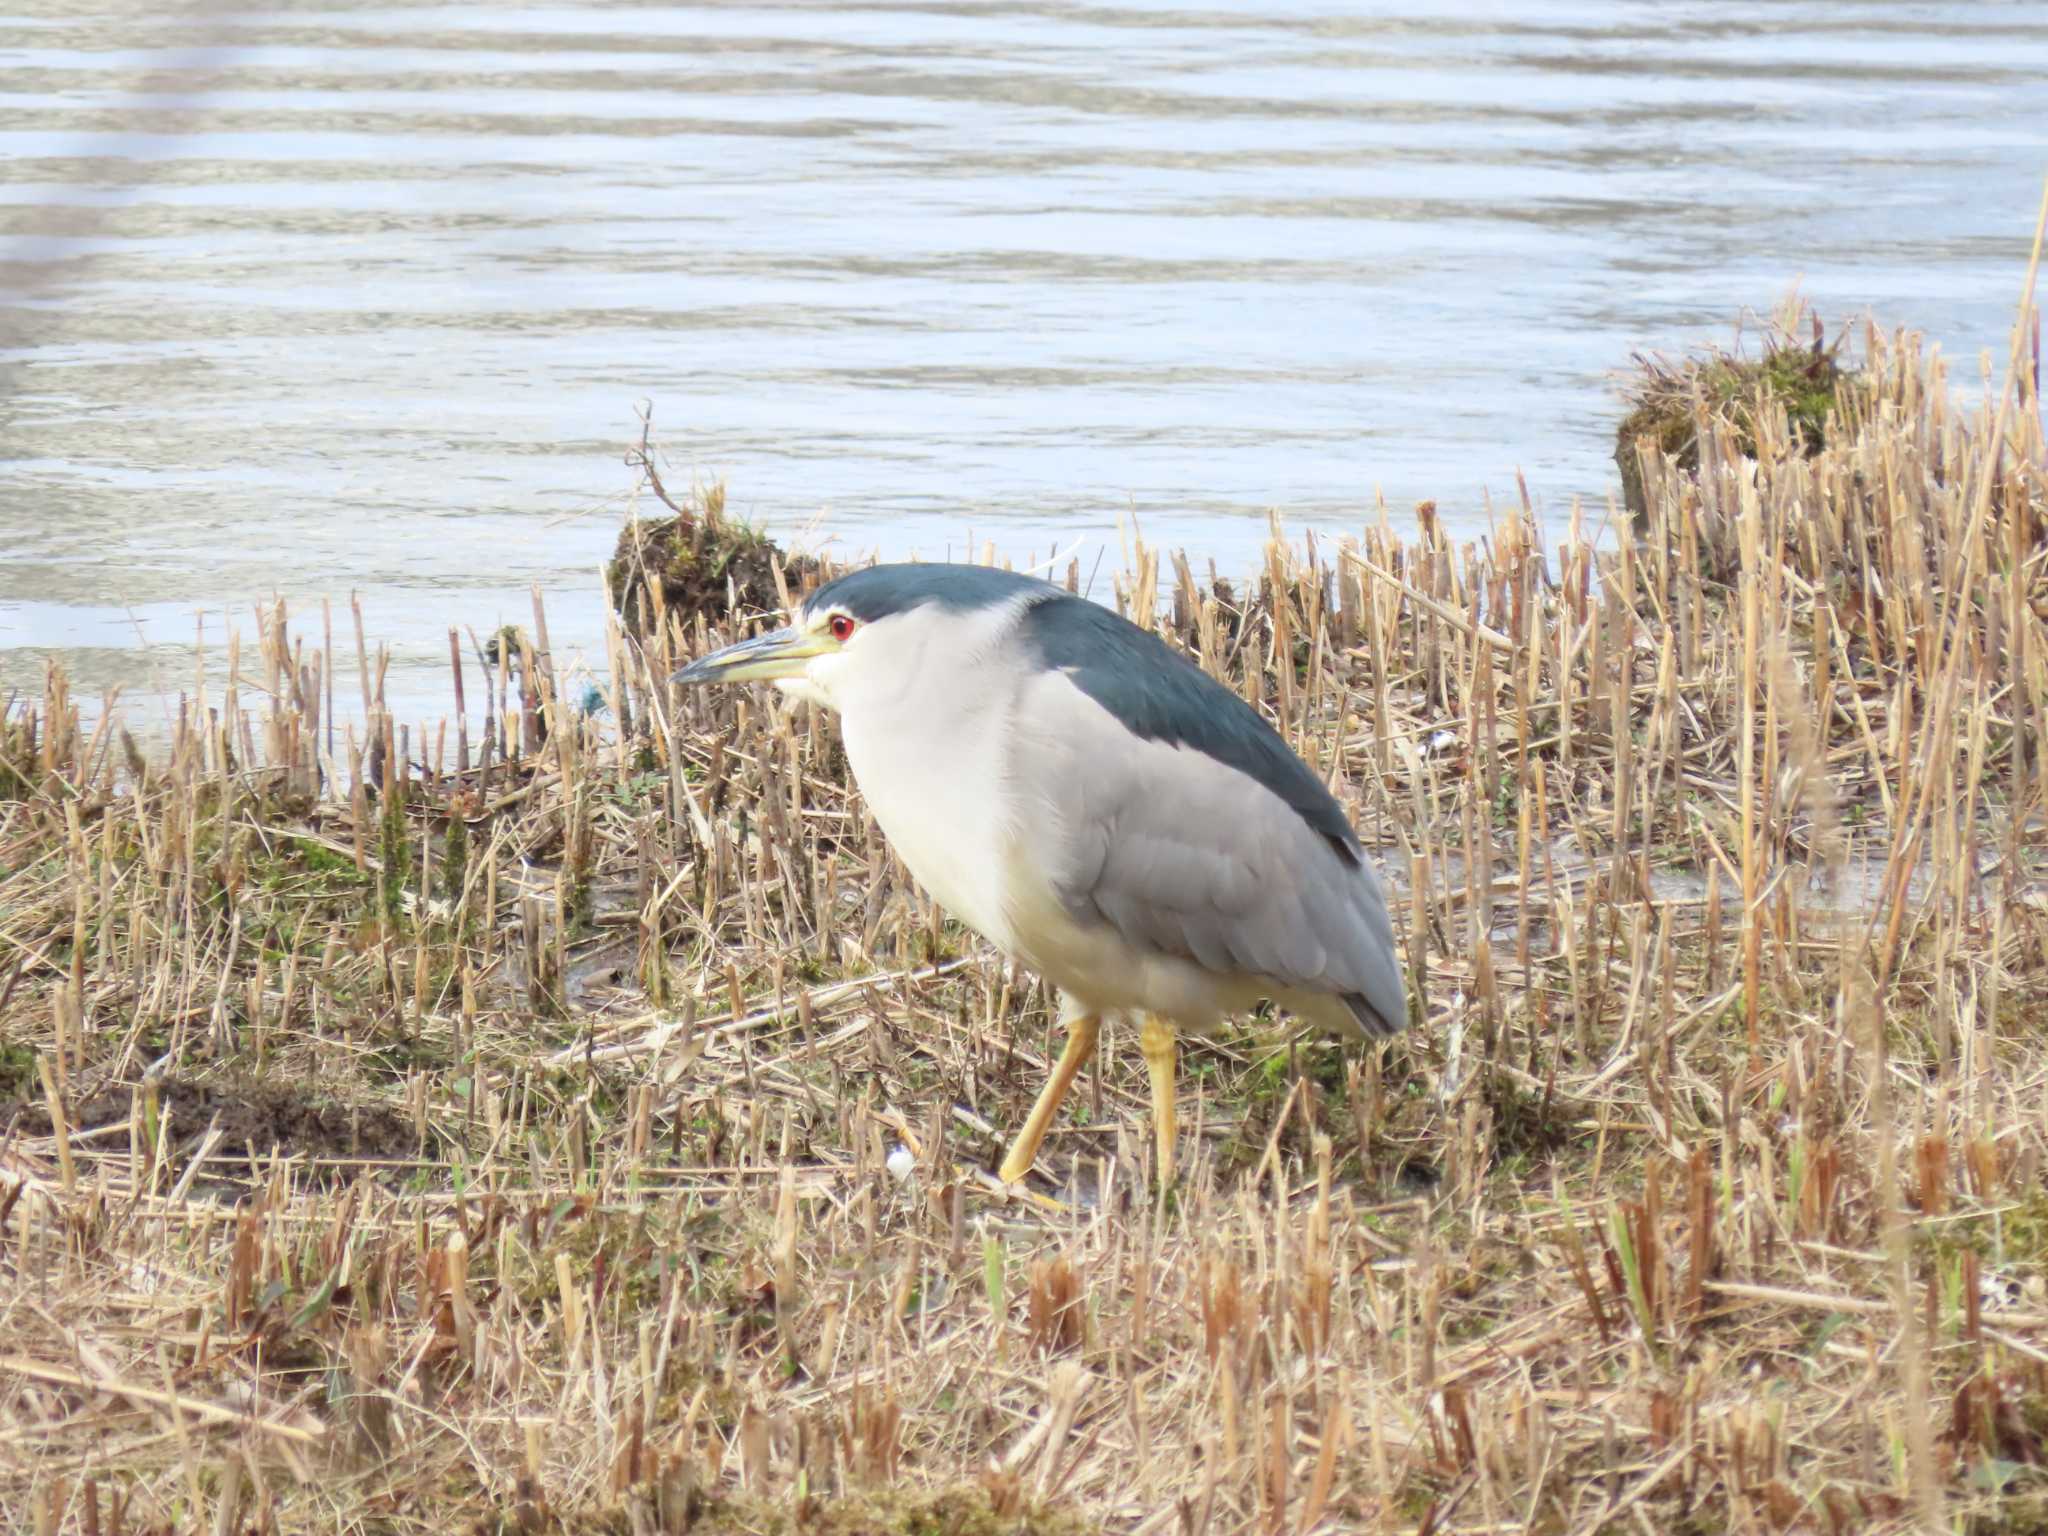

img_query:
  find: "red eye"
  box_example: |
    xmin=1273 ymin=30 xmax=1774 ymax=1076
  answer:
xmin=829 ymin=613 xmax=857 ymax=642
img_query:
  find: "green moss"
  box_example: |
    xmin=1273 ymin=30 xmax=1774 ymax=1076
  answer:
xmin=1615 ymin=312 xmax=1858 ymax=518
xmin=361 ymin=1033 xmax=456 ymax=1079
xmin=608 ymin=480 xmax=817 ymax=638
xmin=610 ymin=770 xmax=667 ymax=811
xmin=480 ymin=624 xmax=525 ymax=668
xmin=287 ymin=835 xmax=365 ymax=883
xmin=563 ymin=793 xmax=596 ymax=939
xmin=0 ymin=1041 xmax=36 ymax=1098
xmin=1210 ymin=1030 xmax=1353 ymax=1177
xmin=1967 ymin=1490 xmax=2048 ymax=1535
xmin=229 ymin=833 xmax=375 ymax=958
xmin=470 ymin=1482 xmax=1091 ymax=1536
xmin=1754 ymin=345 xmax=1844 ymax=449
xmin=495 ymin=1201 xmax=693 ymax=1315
xmin=1483 ymin=1068 xmax=1577 ymax=1162
xmin=0 ymin=716 xmax=32 ymax=801
xmin=440 ymin=815 xmax=469 ymax=907
xmin=1917 ymin=1184 xmax=2048 ymax=1280
xmin=377 ymin=781 xmax=411 ymax=932
xmin=704 ymin=1485 xmax=1092 ymax=1536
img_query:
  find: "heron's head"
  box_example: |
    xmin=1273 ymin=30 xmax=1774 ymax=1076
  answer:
xmin=669 ymin=562 xmax=1058 ymax=712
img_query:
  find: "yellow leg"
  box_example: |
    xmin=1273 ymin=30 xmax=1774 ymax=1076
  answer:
xmin=999 ymin=1014 xmax=1100 ymax=1184
xmin=1140 ymin=1013 xmax=1178 ymax=1182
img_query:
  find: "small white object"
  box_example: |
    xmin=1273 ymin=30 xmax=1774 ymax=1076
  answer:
xmin=885 ymin=1145 xmax=916 ymax=1182
xmin=1434 ymin=1003 xmax=1466 ymax=1107
xmin=1981 ymin=1267 xmax=2026 ymax=1314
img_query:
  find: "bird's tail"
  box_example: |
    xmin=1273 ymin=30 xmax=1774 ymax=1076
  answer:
xmin=1341 ymin=990 xmax=1408 ymax=1039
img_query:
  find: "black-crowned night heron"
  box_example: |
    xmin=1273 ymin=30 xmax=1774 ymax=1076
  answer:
xmin=673 ymin=563 xmax=1409 ymax=1184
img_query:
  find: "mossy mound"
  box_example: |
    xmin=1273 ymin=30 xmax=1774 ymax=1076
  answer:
xmin=765 ymin=1485 xmax=1094 ymax=1536
xmin=1615 ymin=308 xmax=1858 ymax=519
xmin=498 ymin=1479 xmax=1094 ymax=1536
xmin=608 ymin=479 xmax=818 ymax=639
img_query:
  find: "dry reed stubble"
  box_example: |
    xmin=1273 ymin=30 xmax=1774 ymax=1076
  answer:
xmin=2 ymin=306 xmax=2048 ymax=1534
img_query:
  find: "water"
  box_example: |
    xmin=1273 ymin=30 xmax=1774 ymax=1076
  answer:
xmin=4 ymin=0 xmax=2045 ymax=729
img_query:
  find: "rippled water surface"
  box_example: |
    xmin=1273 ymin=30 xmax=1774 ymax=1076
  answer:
xmin=4 ymin=1 xmax=2046 ymax=723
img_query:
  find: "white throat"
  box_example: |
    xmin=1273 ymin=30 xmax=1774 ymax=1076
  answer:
xmin=787 ymin=596 xmax=1035 ymax=949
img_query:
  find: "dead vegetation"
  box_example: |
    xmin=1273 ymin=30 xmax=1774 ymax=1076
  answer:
xmin=4 ymin=296 xmax=2048 ymax=1534
xmin=607 ymin=415 xmax=818 ymax=639
xmin=1613 ymin=296 xmax=1861 ymax=521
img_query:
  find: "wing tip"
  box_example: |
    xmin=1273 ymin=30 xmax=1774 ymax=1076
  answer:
xmin=1342 ymin=989 xmax=1410 ymax=1039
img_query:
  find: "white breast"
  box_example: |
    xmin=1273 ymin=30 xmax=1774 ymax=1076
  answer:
xmin=809 ymin=594 xmax=1042 ymax=954
xmin=840 ymin=698 xmax=1019 ymax=952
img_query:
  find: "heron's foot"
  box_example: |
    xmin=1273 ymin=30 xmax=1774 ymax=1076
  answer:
xmin=996 ymin=1143 xmax=1037 ymax=1187
xmin=999 ymin=1014 xmax=1101 ymax=1186
xmin=963 ymin=1161 xmax=1071 ymax=1212
xmin=1140 ymin=1013 xmax=1179 ymax=1186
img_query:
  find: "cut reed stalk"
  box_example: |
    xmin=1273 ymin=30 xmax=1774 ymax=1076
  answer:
xmin=1 ymin=306 xmax=2045 ymax=1534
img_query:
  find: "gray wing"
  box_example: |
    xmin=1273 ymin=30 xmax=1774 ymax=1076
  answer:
xmin=1009 ymin=669 xmax=1406 ymax=1035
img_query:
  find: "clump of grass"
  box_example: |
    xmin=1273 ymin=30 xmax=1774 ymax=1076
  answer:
xmin=608 ymin=412 xmax=819 ymax=638
xmin=0 ymin=711 xmax=35 ymax=801
xmin=763 ymin=1480 xmax=1091 ymax=1536
xmin=2 ymin=291 xmax=2046 ymax=1534
xmin=1615 ymin=294 xmax=1859 ymax=517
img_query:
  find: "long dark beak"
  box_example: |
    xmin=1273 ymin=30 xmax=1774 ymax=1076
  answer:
xmin=670 ymin=625 xmax=828 ymax=686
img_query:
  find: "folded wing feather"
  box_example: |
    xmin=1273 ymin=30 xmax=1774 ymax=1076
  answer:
xmin=1011 ymin=668 xmax=1405 ymax=1034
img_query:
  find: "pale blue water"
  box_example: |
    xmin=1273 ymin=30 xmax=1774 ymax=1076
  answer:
xmin=3 ymin=0 xmax=2045 ymax=726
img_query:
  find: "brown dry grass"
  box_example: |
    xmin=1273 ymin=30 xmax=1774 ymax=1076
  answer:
xmin=1610 ymin=291 xmax=1859 ymax=519
xmin=5 ymin=295 xmax=2048 ymax=1534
